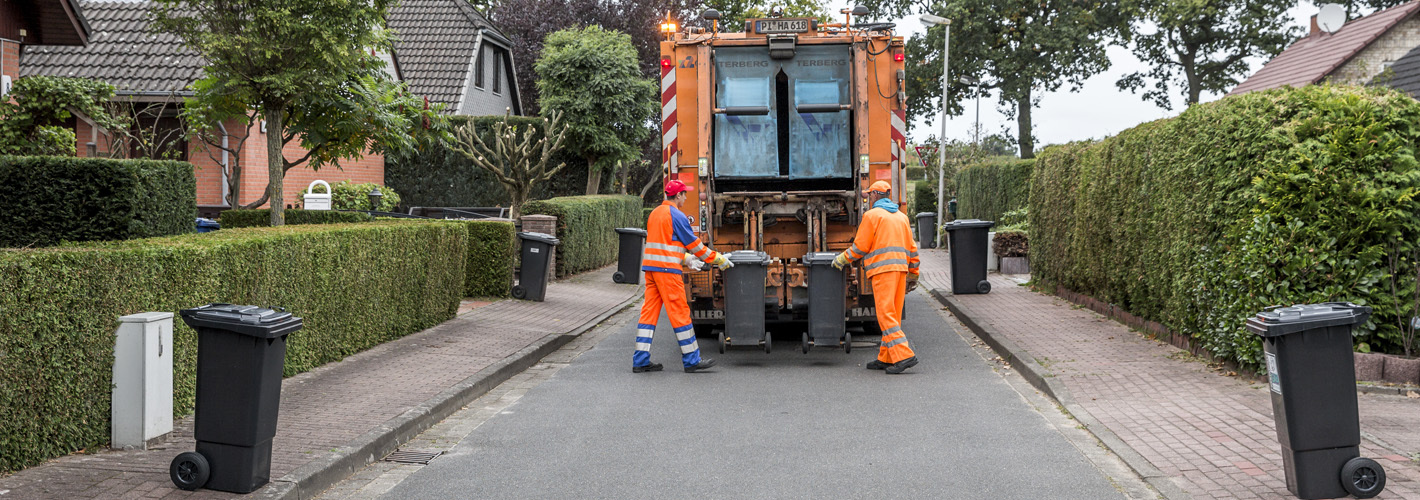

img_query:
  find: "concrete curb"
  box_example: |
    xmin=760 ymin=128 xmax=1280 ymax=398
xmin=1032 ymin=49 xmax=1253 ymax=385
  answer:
xmin=258 ymin=286 xmax=643 ymax=500
xmin=928 ymin=288 xmax=1194 ymax=500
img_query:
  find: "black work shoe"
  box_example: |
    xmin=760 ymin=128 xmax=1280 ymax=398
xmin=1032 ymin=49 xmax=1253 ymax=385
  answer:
xmin=885 ymin=356 xmax=919 ymax=375
xmin=684 ymin=358 xmax=717 ymax=373
xmin=632 ymin=362 xmax=663 ymax=373
xmin=866 ymin=360 xmax=890 ymax=370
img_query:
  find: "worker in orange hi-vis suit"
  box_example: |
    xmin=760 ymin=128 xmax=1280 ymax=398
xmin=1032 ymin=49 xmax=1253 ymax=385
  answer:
xmin=833 ymin=180 xmax=921 ymax=374
xmin=634 ymin=180 xmax=731 ymax=374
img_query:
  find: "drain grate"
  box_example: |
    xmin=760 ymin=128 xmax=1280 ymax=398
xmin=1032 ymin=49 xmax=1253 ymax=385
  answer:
xmin=383 ymin=449 xmax=442 ymax=465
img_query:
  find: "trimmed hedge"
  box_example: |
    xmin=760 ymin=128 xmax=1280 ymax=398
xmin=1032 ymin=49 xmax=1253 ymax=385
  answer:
xmin=522 ymin=195 xmax=642 ymax=277
xmin=220 ymin=209 xmax=374 ymax=228
xmin=461 ymin=219 xmax=516 ymax=297
xmin=0 ymin=221 xmax=466 ymax=472
xmin=912 ymin=181 xmax=936 ymax=216
xmin=0 ymin=156 xmax=195 ymax=247
xmin=905 ymin=165 xmax=925 ymax=181
xmin=1030 ymin=85 xmax=1420 ymax=367
xmin=957 ymin=158 xmax=1034 ymax=222
xmin=385 ymin=115 xmax=588 ymax=208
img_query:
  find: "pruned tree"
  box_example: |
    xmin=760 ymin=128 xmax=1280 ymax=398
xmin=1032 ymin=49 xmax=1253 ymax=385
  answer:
xmin=450 ymin=110 xmax=568 ymax=219
xmin=535 ymin=25 xmax=658 ymax=195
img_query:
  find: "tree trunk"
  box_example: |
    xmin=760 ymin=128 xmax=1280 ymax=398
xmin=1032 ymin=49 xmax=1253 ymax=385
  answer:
xmin=617 ymin=160 xmax=630 ymax=195
xmin=584 ymin=157 xmax=601 ymax=195
xmin=510 ymin=186 xmax=528 ymax=220
xmin=264 ymin=104 xmax=286 ymax=226
xmin=1184 ymin=66 xmax=1202 ymax=106
xmin=1016 ymin=90 xmax=1034 ymax=159
xmin=638 ymin=166 xmax=663 ymax=199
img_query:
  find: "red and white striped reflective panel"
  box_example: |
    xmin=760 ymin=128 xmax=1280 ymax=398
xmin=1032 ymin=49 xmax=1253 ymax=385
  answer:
xmin=890 ymin=108 xmax=907 ymax=198
xmin=661 ymin=61 xmax=679 ymax=172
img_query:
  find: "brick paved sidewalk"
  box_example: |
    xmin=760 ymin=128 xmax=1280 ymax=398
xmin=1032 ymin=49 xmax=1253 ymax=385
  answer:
xmin=0 ymin=265 xmax=640 ymax=500
xmin=919 ymin=248 xmax=1420 ymax=499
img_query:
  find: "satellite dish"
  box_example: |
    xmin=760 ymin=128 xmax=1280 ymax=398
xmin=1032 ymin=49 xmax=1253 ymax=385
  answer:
xmin=1317 ymin=3 xmax=1346 ymax=34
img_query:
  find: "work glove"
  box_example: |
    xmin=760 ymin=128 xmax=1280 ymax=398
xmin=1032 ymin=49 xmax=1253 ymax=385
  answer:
xmin=906 ymin=273 xmax=919 ymax=293
xmin=709 ymin=253 xmax=734 ymax=271
xmin=831 ymin=252 xmax=852 ymax=271
xmin=683 ymin=253 xmax=706 ymax=272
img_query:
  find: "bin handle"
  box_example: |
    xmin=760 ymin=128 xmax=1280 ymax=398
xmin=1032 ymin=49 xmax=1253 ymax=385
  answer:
xmin=1263 ymin=305 xmax=1285 ymax=311
xmin=306 ymin=180 xmax=331 ymax=194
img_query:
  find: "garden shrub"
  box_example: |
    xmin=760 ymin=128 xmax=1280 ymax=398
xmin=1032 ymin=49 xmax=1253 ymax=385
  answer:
xmin=0 ymin=156 xmax=195 ymax=247
xmin=298 ymin=180 xmax=401 ymax=211
xmin=0 ymin=221 xmax=465 ymax=472
xmin=1029 ymin=85 xmax=1420 ymax=367
xmin=956 ymin=158 xmax=1034 ymax=222
xmin=460 ymin=219 xmax=516 ymax=297
xmin=521 ymin=195 xmax=642 ymax=277
xmin=993 ymin=231 xmax=1029 ymax=258
xmin=912 ymin=181 xmax=936 ymax=216
xmin=220 ymin=209 xmax=374 ymax=228
xmin=905 ymin=165 xmax=925 ymax=181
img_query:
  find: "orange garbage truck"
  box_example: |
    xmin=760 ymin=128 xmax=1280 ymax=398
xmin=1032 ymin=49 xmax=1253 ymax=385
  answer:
xmin=658 ymin=12 xmax=911 ymax=354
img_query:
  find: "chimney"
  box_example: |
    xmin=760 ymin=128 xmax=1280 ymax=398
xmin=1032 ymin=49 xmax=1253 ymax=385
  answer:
xmin=1311 ymin=14 xmax=1321 ymax=37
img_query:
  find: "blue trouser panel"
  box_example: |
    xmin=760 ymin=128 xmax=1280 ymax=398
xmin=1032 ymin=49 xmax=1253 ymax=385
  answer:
xmin=633 ymin=323 xmax=656 ymax=367
xmin=673 ymin=323 xmax=701 ymax=367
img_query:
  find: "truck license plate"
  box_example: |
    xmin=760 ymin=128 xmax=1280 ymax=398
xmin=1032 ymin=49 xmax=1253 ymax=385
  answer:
xmin=756 ymin=19 xmax=810 ymax=34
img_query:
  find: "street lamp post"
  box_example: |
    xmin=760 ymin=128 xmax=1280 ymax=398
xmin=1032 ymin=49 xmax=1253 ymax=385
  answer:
xmin=920 ymin=14 xmax=949 ymax=247
xmin=959 ymin=76 xmax=980 ymax=149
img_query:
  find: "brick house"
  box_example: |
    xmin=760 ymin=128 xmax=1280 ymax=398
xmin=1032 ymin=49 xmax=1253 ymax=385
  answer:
xmin=1 ymin=0 xmax=88 ymax=98
xmin=16 ymin=0 xmax=523 ymax=214
xmin=1230 ymin=1 xmax=1420 ymax=96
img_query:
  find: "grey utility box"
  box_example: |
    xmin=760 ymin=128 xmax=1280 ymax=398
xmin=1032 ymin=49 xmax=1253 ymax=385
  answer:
xmin=724 ymin=251 xmax=771 ymax=347
xmin=1246 ymin=303 xmax=1386 ymax=499
xmin=112 ymin=312 xmax=174 ymax=450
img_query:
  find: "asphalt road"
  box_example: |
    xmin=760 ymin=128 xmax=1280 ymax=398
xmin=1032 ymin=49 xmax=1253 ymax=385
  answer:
xmin=378 ymin=291 xmax=1129 ymax=499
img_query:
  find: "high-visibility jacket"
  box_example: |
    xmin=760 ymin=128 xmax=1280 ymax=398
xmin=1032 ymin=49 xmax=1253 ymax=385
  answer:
xmin=643 ymin=201 xmax=718 ymax=274
xmin=843 ymin=204 xmax=920 ymax=277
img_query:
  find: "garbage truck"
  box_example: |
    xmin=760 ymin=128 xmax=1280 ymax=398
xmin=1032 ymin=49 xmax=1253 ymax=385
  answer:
xmin=657 ymin=10 xmax=911 ymax=352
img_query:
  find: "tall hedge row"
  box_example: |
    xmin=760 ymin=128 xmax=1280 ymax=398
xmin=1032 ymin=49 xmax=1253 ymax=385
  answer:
xmin=385 ymin=115 xmax=588 ymax=208
xmin=522 ymin=195 xmax=642 ymax=277
xmin=220 ymin=209 xmax=374 ymax=228
xmin=0 ymin=221 xmax=470 ymax=472
xmin=1030 ymin=85 xmax=1420 ymax=366
xmin=462 ymin=220 xmax=516 ymax=297
xmin=956 ymin=158 xmax=1034 ymax=222
xmin=0 ymin=156 xmax=195 ymax=247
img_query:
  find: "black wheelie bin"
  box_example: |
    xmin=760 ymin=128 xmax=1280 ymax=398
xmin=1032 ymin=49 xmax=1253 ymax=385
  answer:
xmin=943 ymin=219 xmax=995 ymax=294
xmin=1246 ymin=303 xmax=1386 ymax=499
xmin=722 ymin=250 xmax=771 ymax=353
xmin=171 ymin=304 xmax=302 ymax=493
xmin=613 ymin=227 xmax=646 ymax=284
xmin=515 ymin=231 xmax=560 ymax=301
xmin=804 ymin=252 xmax=850 ymax=353
xmin=916 ymin=212 xmax=937 ymax=249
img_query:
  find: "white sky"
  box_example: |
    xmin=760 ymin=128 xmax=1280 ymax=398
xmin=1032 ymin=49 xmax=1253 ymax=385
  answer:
xmin=828 ymin=1 xmax=1323 ymax=148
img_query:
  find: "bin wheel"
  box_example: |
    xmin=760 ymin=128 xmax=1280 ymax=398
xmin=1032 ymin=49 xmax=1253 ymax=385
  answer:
xmin=512 ymin=285 xmax=527 ymax=300
xmin=763 ymin=332 xmax=772 ymax=354
xmin=1341 ymin=457 xmax=1386 ymax=498
xmin=977 ymin=280 xmax=991 ymax=294
xmin=612 ymin=271 xmax=625 ymax=284
xmin=717 ymin=331 xmax=726 ymax=354
xmin=843 ymin=332 xmax=852 ymax=354
xmin=170 ymin=451 xmax=210 ymax=491
xmin=802 ymin=332 xmax=811 ymax=354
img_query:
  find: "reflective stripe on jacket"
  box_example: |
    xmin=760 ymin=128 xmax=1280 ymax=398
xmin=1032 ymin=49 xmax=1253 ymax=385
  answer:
xmin=643 ymin=201 xmax=718 ymax=274
xmin=843 ymin=206 xmax=920 ymax=278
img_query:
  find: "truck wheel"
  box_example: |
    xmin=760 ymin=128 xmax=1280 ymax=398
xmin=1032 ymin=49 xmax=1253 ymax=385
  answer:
xmin=717 ymin=331 xmax=726 ymax=354
xmin=977 ymin=280 xmax=991 ymax=294
xmin=612 ymin=271 xmax=625 ymax=283
xmin=171 ymin=451 xmax=210 ymax=491
xmin=1341 ymin=457 xmax=1385 ymax=498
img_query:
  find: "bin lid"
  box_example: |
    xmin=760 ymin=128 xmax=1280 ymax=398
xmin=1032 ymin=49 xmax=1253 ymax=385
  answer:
xmin=517 ymin=231 xmax=560 ymax=245
xmin=727 ymin=250 xmax=771 ymax=265
xmin=195 ymin=218 xmax=220 ymax=227
xmin=943 ymin=219 xmax=995 ymax=230
xmin=1245 ymin=302 xmax=1372 ymax=338
xmin=803 ymin=252 xmax=839 ymax=265
xmin=614 ymin=227 xmax=647 ymax=236
xmin=179 ymin=303 xmax=303 ymax=339
xmin=916 ymin=212 xmax=937 ymax=219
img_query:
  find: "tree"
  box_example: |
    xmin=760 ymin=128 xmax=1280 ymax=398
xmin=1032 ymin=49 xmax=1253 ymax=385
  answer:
xmin=450 ymin=110 xmax=568 ymax=219
xmin=890 ymin=0 xmax=1128 ymax=158
xmin=1118 ymin=0 xmax=1296 ymax=110
xmin=535 ymin=26 xmax=658 ymax=195
xmin=700 ymin=0 xmax=834 ymax=29
xmin=152 ymin=0 xmax=444 ymax=225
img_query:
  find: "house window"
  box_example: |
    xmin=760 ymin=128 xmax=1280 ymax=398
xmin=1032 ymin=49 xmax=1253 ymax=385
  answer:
xmin=474 ymin=46 xmax=486 ymax=89
xmin=493 ymin=49 xmax=503 ymax=94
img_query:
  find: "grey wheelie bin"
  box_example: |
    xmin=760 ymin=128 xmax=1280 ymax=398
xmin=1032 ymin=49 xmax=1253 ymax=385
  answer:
xmin=804 ymin=252 xmax=850 ymax=353
xmin=943 ymin=219 xmax=995 ymax=294
xmin=1246 ymin=303 xmax=1386 ymax=499
xmin=722 ymin=250 xmax=771 ymax=353
xmin=170 ymin=304 xmax=302 ymax=493
xmin=613 ymin=228 xmax=647 ymax=284
xmin=514 ymin=232 xmax=560 ymax=301
xmin=916 ymin=212 xmax=937 ymax=249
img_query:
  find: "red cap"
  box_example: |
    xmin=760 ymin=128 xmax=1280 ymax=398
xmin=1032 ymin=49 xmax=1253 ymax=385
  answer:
xmin=665 ymin=180 xmax=693 ymax=196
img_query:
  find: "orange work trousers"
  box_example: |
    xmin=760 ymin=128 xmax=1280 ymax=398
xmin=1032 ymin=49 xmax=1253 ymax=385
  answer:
xmin=634 ymin=271 xmax=703 ymax=368
xmin=871 ymin=271 xmax=917 ymax=364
